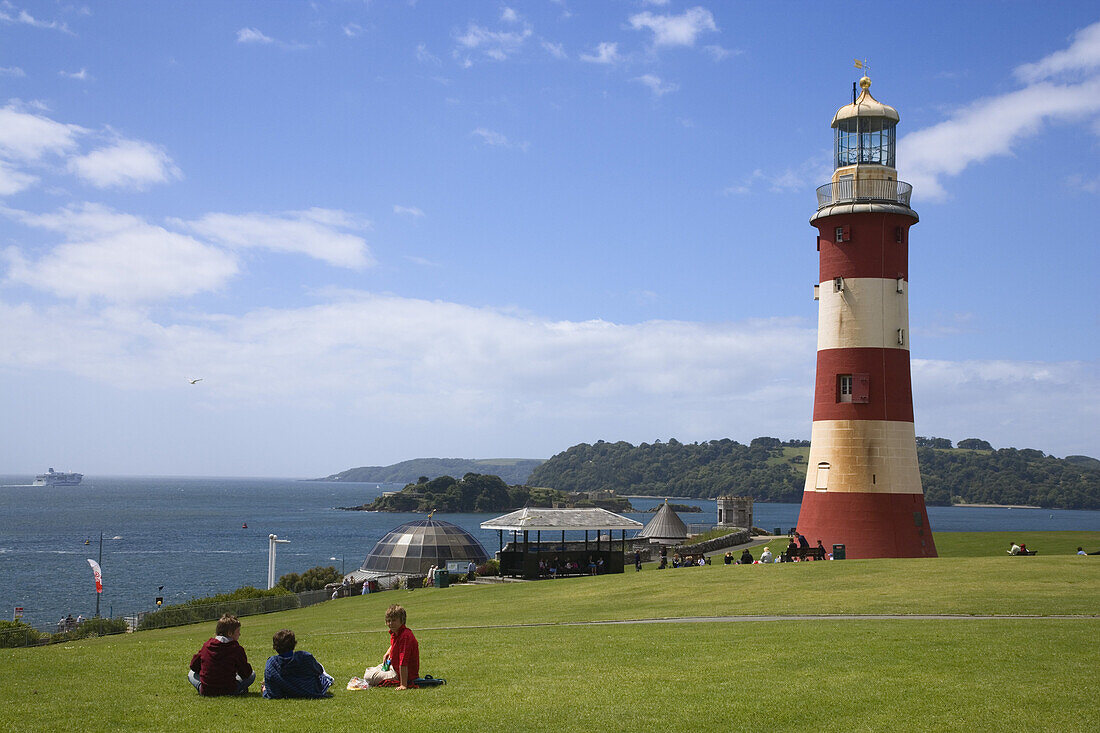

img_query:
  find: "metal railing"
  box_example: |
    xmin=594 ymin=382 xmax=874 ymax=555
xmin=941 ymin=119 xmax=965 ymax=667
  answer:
xmin=816 ymin=179 xmax=912 ymax=209
xmin=0 ymin=587 xmax=349 ymax=648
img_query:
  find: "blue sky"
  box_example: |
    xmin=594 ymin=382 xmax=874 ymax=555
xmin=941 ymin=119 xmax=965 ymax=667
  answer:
xmin=1 ymin=1 xmax=1098 ymax=476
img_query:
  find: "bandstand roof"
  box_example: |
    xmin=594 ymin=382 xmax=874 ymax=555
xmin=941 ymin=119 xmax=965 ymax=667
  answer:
xmin=481 ymin=507 xmax=642 ymax=533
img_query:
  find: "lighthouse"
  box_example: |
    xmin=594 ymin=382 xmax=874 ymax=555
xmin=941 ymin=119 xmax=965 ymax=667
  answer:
xmin=795 ymin=75 xmax=937 ymax=559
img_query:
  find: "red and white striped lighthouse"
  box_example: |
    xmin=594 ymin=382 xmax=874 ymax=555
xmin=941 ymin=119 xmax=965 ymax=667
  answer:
xmin=795 ymin=76 xmax=937 ymax=559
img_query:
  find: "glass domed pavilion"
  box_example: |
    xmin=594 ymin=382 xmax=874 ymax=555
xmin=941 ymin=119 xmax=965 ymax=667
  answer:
xmin=350 ymin=518 xmax=490 ymax=581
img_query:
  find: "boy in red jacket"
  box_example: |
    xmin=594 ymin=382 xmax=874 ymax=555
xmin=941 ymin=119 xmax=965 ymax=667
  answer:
xmin=362 ymin=604 xmax=419 ymax=689
xmin=188 ymin=614 xmax=255 ymax=696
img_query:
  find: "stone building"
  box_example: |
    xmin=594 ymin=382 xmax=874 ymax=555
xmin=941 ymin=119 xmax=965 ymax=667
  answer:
xmin=716 ymin=496 xmax=753 ymax=528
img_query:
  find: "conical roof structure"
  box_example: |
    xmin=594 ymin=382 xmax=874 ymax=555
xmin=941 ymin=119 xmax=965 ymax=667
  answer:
xmin=636 ymin=501 xmax=689 ymax=542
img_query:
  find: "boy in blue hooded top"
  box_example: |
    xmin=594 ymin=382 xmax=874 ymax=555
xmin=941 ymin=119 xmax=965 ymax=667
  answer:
xmin=262 ymin=629 xmax=334 ymax=699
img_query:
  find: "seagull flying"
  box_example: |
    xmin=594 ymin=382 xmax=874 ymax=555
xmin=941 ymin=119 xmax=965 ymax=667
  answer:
xmin=189 ymin=378 xmax=203 ymax=384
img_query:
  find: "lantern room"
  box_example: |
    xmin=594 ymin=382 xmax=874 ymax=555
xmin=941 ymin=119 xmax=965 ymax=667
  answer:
xmin=830 ymin=76 xmax=899 ymax=184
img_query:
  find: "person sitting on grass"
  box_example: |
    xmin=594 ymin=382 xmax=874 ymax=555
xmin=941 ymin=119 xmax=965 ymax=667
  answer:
xmin=759 ymin=546 xmax=773 ymax=563
xmin=188 ymin=614 xmax=255 ymax=696
xmin=361 ymin=604 xmax=420 ymax=690
xmin=1008 ymin=542 xmax=1022 ymax=555
xmin=739 ymin=548 xmax=754 ymax=565
xmin=262 ymin=629 xmax=334 ymax=699
xmin=785 ymin=537 xmax=799 ymax=561
xmin=1078 ymin=547 xmax=1088 ymax=556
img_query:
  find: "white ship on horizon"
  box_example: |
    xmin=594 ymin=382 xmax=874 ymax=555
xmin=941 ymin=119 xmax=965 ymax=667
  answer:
xmin=33 ymin=468 xmax=83 ymax=487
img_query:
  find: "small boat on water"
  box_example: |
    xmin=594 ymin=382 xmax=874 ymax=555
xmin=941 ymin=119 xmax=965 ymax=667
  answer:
xmin=33 ymin=468 xmax=83 ymax=487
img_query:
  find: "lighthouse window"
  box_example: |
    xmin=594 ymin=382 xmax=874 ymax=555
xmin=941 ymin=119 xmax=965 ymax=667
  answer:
xmin=815 ymin=462 xmax=830 ymax=490
xmin=839 ymin=373 xmax=871 ymax=403
xmin=834 ymin=118 xmax=896 ymax=168
xmin=838 ymin=375 xmax=853 ymax=402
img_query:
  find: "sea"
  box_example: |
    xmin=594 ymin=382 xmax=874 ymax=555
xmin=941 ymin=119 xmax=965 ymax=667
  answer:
xmin=2 ymin=474 xmax=1099 ymax=630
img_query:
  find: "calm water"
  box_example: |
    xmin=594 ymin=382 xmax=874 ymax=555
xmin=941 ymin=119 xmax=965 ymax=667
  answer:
xmin=2 ymin=475 xmax=1098 ymax=628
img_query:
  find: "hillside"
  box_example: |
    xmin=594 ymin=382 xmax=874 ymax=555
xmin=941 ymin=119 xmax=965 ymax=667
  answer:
xmin=317 ymin=457 xmax=544 ymax=485
xmin=527 ymin=437 xmax=1100 ymax=510
xmin=342 ymin=473 xmax=633 ymax=514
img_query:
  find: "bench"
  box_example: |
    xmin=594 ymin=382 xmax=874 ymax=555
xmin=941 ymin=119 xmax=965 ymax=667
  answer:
xmin=783 ymin=546 xmax=826 ymax=562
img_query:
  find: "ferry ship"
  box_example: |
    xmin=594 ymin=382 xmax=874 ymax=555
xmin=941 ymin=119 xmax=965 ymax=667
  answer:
xmin=33 ymin=468 xmax=84 ymax=486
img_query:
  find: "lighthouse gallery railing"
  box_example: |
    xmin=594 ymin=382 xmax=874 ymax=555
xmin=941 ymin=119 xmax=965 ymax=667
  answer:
xmin=816 ymin=179 xmax=913 ymax=209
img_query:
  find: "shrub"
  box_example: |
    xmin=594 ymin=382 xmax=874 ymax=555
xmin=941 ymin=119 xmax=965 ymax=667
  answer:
xmin=0 ymin=620 xmax=43 ymax=648
xmin=53 ymin=616 xmax=129 ymax=642
xmin=137 ymin=585 xmax=298 ymax=631
xmin=277 ymin=566 xmax=342 ymax=593
xmin=476 ymin=559 xmax=500 ymax=577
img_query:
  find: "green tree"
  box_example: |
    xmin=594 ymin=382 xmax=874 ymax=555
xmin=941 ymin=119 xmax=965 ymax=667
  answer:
xmin=957 ymin=438 xmax=993 ymax=451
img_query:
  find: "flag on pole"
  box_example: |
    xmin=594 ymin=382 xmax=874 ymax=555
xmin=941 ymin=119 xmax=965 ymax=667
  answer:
xmin=854 ymin=59 xmax=863 ymax=69
xmin=87 ymin=558 xmax=103 ymax=594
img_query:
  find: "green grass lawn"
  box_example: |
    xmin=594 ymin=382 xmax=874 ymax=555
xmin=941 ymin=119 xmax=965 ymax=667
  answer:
xmin=3 ymin=532 xmax=1099 ymax=732
xmin=934 ymin=530 xmax=1099 ymax=557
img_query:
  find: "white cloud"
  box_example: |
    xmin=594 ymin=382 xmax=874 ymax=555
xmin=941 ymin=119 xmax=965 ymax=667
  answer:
xmin=1015 ymin=20 xmax=1100 ymax=83
xmin=541 ymin=41 xmax=567 ymax=59
xmin=0 ymin=66 xmax=25 ymax=76
xmin=2 ymin=291 xmax=1093 ymax=459
xmin=501 ymin=7 xmax=519 ymax=23
xmin=59 ymin=68 xmax=89 ymax=81
xmin=236 ymin=27 xmax=274 ymax=44
xmin=343 ymin=22 xmax=363 ymax=38
xmin=454 ymin=22 xmax=531 ymax=62
xmin=0 ymin=105 xmax=83 ymax=161
xmin=912 ymin=358 xmax=1100 ymax=456
xmin=405 ymin=255 xmax=440 ymax=267
xmin=2 ymin=203 xmax=239 ymax=301
xmin=722 ymin=156 xmax=832 ymax=196
xmin=393 ymin=204 xmax=425 ymax=217
xmin=634 ymin=74 xmax=679 ymax=97
xmin=900 ymin=23 xmax=1100 ymax=200
xmin=0 ymin=4 xmax=72 ymax=33
xmin=580 ymin=42 xmax=619 ymax=65
xmin=472 ymin=127 xmax=529 ymax=151
xmin=900 ymin=77 xmax=1100 ymax=200
xmin=0 ymin=291 xmax=816 ymax=428
xmin=1065 ymin=172 xmax=1100 ymax=194
xmin=0 ymin=159 xmax=35 ymax=194
xmin=703 ymin=44 xmax=737 ymax=62
xmin=67 ymin=139 xmax=182 ymax=190
xmin=416 ymin=43 xmax=441 ymax=65
xmin=628 ymin=6 xmax=717 ymax=47
xmin=181 ymin=208 xmax=375 ymax=269
xmin=473 ymin=128 xmax=507 ymax=146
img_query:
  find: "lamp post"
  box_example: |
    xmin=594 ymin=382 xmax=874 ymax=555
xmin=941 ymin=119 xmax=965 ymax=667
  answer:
xmin=267 ymin=534 xmax=290 ymax=589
